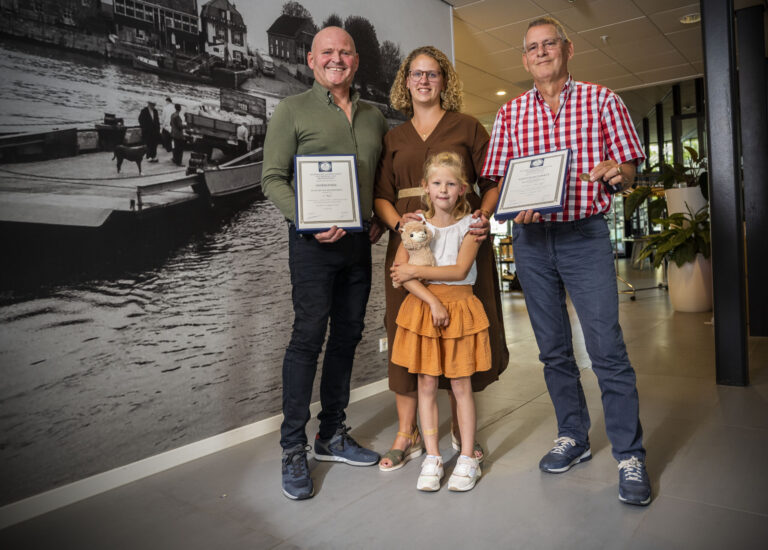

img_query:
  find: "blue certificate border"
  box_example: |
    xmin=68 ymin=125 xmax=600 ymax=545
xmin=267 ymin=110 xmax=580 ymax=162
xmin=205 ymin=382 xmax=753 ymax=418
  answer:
xmin=293 ymin=154 xmax=363 ymax=233
xmin=494 ymin=148 xmax=571 ymax=221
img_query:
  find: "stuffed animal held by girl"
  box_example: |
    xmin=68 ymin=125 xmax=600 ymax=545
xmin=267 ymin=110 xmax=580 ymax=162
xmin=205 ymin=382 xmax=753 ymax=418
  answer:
xmin=393 ymin=220 xmax=436 ymax=288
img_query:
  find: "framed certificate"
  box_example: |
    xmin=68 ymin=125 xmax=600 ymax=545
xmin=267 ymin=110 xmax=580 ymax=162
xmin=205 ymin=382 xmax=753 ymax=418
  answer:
xmin=494 ymin=148 xmax=571 ymax=221
xmin=293 ymin=154 xmax=362 ymax=232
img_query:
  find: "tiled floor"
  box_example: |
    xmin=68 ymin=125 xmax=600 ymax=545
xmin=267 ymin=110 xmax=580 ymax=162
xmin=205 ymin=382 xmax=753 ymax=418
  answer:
xmin=1 ymin=262 xmax=767 ymax=549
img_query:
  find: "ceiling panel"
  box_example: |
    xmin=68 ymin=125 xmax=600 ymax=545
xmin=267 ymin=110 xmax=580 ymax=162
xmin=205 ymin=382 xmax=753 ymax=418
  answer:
xmin=568 ymin=48 xmax=619 ymax=74
xmin=462 ymin=92 xmax=507 ymax=116
xmin=448 ymin=0 xmax=482 ymax=7
xmin=647 ymin=4 xmax=702 ymax=34
xmin=550 ymin=0 xmax=645 ymax=32
xmin=621 ymin=50 xmax=688 ymax=73
xmin=600 ymin=36 xmax=679 ymax=62
xmin=486 ymin=48 xmax=525 ymax=71
xmin=531 ymin=0 xmax=603 ymax=12
xmin=665 ymin=27 xmax=703 ymax=62
xmin=635 ymin=64 xmax=699 ymax=84
xmin=495 ymin=65 xmax=534 ymax=85
xmin=576 ymin=62 xmax=633 ymax=82
xmin=632 ymin=0 xmax=702 ymax=15
xmin=454 ymin=0 xmax=543 ymax=29
xmin=578 ymin=18 xmax=665 ymax=49
xmin=485 ymin=18 xmax=532 ymax=47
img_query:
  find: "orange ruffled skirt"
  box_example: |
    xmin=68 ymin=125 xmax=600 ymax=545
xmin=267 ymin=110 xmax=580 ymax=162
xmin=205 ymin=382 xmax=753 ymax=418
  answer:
xmin=391 ymin=284 xmax=492 ymax=378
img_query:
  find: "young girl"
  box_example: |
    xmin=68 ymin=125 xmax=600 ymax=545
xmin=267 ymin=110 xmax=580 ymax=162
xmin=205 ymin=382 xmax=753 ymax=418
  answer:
xmin=390 ymin=151 xmax=492 ymax=492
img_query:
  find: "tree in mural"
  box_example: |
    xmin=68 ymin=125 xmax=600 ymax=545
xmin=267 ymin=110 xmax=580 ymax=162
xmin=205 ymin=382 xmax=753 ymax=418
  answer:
xmin=379 ymin=40 xmax=403 ymax=92
xmin=322 ymin=13 xmax=344 ymax=29
xmin=281 ymin=1 xmax=312 ymax=18
xmin=281 ymin=1 xmax=318 ymax=37
xmin=344 ymin=15 xmax=382 ymax=98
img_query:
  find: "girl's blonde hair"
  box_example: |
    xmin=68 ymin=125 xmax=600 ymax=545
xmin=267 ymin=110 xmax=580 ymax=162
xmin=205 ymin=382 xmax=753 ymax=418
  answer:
xmin=389 ymin=46 xmax=463 ymax=117
xmin=421 ymin=152 xmax=472 ymax=220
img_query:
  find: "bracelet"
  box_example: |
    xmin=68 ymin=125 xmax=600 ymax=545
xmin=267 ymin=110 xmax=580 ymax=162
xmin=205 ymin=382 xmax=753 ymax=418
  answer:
xmin=394 ymin=221 xmax=400 ymax=232
xmin=480 ymin=209 xmax=491 ymax=219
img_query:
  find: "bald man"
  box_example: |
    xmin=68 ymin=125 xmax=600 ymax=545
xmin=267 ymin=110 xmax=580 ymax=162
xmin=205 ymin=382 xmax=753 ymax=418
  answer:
xmin=262 ymin=27 xmax=389 ymax=500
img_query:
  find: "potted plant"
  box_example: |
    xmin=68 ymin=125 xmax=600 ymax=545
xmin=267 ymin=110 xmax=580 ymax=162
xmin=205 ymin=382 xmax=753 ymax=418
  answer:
xmin=636 ymin=205 xmax=712 ymax=312
xmin=624 ymin=146 xmax=708 ymax=221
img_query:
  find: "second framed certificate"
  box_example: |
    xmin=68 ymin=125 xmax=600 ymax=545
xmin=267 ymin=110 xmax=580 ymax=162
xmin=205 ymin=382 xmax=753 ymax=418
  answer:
xmin=294 ymin=154 xmax=362 ymax=232
xmin=494 ymin=148 xmax=571 ymax=221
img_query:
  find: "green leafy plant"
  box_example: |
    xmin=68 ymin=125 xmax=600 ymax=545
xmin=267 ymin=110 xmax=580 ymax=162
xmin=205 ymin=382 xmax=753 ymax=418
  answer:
xmin=636 ymin=205 xmax=711 ymax=268
xmin=624 ymin=146 xmax=708 ymax=221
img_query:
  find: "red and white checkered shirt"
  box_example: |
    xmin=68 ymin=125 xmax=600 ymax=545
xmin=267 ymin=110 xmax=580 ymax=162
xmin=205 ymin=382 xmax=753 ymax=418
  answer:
xmin=482 ymin=76 xmax=645 ymax=222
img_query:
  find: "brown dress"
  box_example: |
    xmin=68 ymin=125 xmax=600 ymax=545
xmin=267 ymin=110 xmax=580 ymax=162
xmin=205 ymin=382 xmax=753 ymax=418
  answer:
xmin=374 ymin=111 xmax=509 ymax=392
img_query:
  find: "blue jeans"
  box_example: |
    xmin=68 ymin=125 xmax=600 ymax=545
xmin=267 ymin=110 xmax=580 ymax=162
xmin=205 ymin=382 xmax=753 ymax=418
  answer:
xmin=280 ymin=225 xmax=372 ymax=450
xmin=512 ymin=215 xmax=645 ymax=461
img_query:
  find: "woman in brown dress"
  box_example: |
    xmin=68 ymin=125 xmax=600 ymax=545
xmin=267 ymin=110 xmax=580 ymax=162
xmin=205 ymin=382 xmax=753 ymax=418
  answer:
xmin=374 ymin=46 xmax=509 ymax=470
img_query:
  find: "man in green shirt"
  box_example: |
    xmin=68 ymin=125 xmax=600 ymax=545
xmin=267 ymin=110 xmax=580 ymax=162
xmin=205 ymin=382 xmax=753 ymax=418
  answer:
xmin=262 ymin=26 xmax=388 ymax=501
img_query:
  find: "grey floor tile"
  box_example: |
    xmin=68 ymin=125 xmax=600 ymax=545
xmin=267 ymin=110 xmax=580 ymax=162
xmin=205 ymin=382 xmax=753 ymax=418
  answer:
xmin=626 ymin=495 xmax=768 ymax=550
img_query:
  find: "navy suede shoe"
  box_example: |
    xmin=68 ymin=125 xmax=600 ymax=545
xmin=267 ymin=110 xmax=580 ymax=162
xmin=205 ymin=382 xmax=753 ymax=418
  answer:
xmin=539 ymin=436 xmax=592 ymax=473
xmin=281 ymin=445 xmax=314 ymax=500
xmin=314 ymin=425 xmax=379 ymax=466
xmin=618 ymin=457 xmax=652 ymax=506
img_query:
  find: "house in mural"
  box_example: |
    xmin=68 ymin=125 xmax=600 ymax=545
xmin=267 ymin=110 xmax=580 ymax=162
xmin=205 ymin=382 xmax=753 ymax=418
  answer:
xmin=199 ymin=0 xmax=248 ymax=66
xmin=111 ymin=0 xmax=200 ymax=54
xmin=266 ymin=13 xmax=315 ymax=78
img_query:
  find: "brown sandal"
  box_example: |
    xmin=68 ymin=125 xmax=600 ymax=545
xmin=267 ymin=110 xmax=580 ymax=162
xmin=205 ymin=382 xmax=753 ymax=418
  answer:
xmin=378 ymin=427 xmax=424 ymax=472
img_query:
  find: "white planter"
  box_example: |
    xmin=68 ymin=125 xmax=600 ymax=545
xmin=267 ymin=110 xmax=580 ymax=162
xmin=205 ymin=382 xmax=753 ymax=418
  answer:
xmin=667 ymin=254 xmax=713 ymax=312
xmin=665 ymin=187 xmax=707 ymax=216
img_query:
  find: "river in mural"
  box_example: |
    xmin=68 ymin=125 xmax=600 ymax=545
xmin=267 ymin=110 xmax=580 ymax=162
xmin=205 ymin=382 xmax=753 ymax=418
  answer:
xmin=0 ymin=38 xmax=389 ymax=505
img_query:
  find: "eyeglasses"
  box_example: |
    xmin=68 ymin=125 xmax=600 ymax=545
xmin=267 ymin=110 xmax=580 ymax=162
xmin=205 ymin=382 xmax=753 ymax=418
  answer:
xmin=525 ymin=38 xmax=563 ymax=55
xmin=409 ymin=70 xmax=441 ymax=81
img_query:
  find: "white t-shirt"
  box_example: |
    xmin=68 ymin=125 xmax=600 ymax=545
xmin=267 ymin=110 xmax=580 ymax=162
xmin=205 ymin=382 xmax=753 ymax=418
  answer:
xmin=421 ymin=213 xmax=477 ymax=286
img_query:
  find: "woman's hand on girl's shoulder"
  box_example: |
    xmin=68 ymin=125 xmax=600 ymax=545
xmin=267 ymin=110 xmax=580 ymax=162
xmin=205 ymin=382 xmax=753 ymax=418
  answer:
xmin=402 ymin=211 xmax=423 ymax=224
xmin=469 ymin=209 xmax=491 ymax=242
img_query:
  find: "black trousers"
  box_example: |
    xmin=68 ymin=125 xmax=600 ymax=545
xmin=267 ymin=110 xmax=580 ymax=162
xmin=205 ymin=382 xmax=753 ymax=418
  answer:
xmin=280 ymin=225 xmax=372 ymax=449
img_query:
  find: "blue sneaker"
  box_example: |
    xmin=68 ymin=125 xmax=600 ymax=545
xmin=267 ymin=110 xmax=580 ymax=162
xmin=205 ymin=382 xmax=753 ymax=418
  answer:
xmin=618 ymin=457 xmax=652 ymax=506
xmin=281 ymin=445 xmax=314 ymax=500
xmin=314 ymin=425 xmax=379 ymax=466
xmin=539 ymin=437 xmax=592 ymax=473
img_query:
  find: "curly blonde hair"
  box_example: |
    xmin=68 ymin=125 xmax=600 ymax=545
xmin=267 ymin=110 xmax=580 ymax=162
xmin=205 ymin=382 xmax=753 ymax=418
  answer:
xmin=389 ymin=46 xmax=463 ymax=116
xmin=421 ymin=152 xmax=472 ymax=220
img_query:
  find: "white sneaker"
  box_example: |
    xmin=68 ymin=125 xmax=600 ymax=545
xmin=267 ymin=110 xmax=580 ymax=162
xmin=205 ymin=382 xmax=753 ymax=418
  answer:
xmin=416 ymin=455 xmax=444 ymax=491
xmin=448 ymin=455 xmax=481 ymax=492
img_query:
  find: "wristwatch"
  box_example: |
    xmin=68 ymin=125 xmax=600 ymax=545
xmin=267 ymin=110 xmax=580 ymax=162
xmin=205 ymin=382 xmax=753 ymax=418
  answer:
xmin=394 ymin=221 xmax=400 ymax=231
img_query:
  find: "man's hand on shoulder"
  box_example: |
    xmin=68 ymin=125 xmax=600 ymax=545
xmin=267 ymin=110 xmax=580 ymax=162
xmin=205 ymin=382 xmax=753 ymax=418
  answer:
xmin=314 ymin=226 xmax=346 ymax=243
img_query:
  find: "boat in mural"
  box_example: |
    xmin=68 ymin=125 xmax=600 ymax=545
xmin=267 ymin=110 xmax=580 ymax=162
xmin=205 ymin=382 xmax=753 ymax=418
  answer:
xmin=0 ymin=126 xmax=263 ymax=231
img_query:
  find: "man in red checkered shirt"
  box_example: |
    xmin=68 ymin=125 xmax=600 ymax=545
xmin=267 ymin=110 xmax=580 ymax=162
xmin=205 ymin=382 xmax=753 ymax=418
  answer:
xmin=482 ymin=17 xmax=651 ymax=506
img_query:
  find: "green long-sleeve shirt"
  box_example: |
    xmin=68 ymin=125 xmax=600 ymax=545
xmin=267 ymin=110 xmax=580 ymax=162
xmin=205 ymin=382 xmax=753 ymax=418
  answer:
xmin=262 ymin=81 xmax=389 ymax=224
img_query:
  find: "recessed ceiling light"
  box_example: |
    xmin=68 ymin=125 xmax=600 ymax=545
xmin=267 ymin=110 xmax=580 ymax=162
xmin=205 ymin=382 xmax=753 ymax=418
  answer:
xmin=680 ymin=13 xmax=701 ymax=24
xmin=496 ymin=90 xmax=507 ymax=96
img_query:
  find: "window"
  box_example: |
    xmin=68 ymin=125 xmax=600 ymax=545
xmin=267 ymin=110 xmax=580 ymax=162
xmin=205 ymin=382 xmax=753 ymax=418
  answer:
xmin=232 ymin=31 xmax=243 ymax=46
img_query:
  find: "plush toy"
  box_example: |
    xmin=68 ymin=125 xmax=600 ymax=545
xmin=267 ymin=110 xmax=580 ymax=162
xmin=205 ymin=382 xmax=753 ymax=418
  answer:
xmin=393 ymin=220 xmax=436 ymax=288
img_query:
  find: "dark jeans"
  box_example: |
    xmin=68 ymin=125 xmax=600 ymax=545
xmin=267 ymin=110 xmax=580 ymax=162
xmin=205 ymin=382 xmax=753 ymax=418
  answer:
xmin=512 ymin=214 xmax=645 ymax=461
xmin=280 ymin=225 xmax=372 ymax=450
